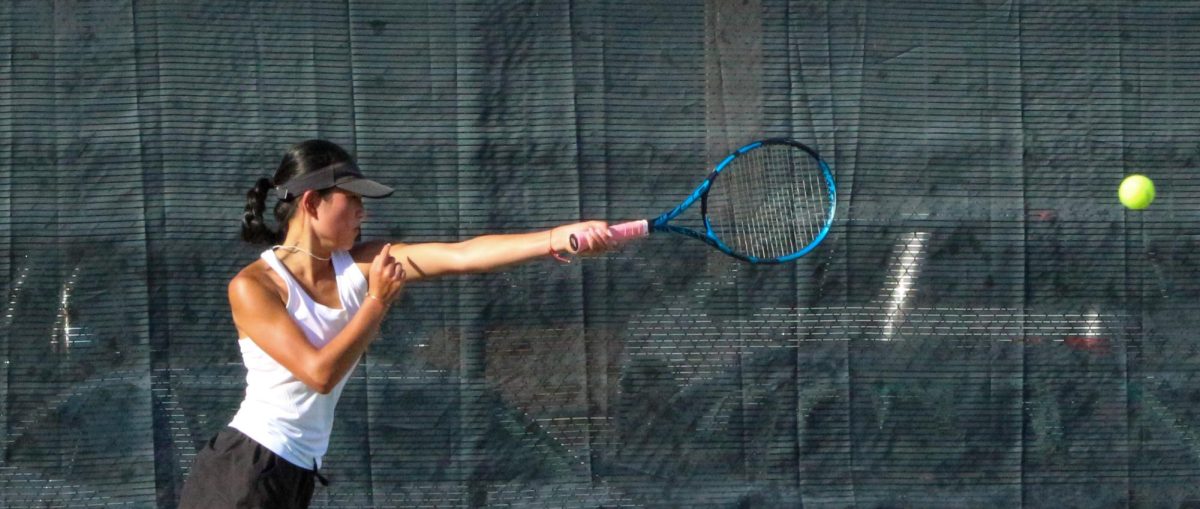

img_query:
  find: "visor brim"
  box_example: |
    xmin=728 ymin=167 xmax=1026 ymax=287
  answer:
xmin=336 ymin=178 xmax=394 ymax=198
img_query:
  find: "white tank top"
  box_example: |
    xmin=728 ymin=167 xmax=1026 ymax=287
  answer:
xmin=228 ymin=248 xmax=367 ymax=469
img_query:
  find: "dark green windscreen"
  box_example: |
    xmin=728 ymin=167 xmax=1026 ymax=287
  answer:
xmin=3 ymin=1 xmax=1200 ymax=507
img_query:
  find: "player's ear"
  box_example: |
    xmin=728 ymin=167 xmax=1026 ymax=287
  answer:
xmin=300 ymin=190 xmax=322 ymax=218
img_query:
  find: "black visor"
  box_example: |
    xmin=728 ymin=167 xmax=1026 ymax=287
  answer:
xmin=276 ymin=162 xmax=394 ymax=201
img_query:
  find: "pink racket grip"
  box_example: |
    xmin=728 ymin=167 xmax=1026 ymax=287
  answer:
xmin=570 ymin=220 xmax=649 ymax=252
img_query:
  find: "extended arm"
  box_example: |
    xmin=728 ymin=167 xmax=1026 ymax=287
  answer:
xmin=360 ymin=221 xmax=611 ymax=281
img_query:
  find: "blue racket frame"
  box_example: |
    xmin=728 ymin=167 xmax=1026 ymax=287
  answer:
xmin=648 ymin=138 xmax=837 ymax=264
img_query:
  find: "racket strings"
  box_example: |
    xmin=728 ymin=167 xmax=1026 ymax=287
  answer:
xmin=707 ymin=144 xmax=832 ymax=259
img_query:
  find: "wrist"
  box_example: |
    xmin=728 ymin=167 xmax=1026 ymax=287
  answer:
xmin=366 ymin=291 xmax=391 ymax=307
xmin=549 ymin=226 xmax=573 ymax=253
xmin=548 ymin=228 xmax=572 ymax=263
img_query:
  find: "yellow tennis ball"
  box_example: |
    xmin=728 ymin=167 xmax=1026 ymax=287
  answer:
xmin=1119 ymin=174 xmax=1155 ymax=210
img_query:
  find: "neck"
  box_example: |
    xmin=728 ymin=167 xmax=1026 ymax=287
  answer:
xmin=273 ymin=243 xmax=332 ymax=261
xmin=274 ymin=229 xmax=334 ymax=263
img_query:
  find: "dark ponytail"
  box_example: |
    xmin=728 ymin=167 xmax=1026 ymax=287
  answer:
xmin=240 ymin=139 xmax=355 ymax=245
xmin=241 ymin=177 xmax=278 ymax=244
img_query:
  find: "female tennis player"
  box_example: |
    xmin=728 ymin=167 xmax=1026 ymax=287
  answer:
xmin=178 ymin=139 xmax=613 ymax=508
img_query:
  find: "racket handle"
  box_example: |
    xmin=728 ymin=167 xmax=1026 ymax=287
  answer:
xmin=570 ymin=220 xmax=649 ymax=252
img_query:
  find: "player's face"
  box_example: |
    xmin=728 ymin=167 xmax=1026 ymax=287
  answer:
xmin=313 ymin=189 xmax=365 ymax=250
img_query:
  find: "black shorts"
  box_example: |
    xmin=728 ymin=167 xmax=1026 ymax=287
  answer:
xmin=178 ymin=427 xmax=324 ymax=509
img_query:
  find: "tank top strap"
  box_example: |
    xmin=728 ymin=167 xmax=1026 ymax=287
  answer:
xmin=330 ymin=250 xmax=368 ymax=312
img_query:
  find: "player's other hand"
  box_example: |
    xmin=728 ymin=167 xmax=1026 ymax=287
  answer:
xmin=368 ymin=243 xmax=406 ymax=304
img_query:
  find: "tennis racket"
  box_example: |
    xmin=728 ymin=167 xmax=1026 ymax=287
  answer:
xmin=573 ymin=138 xmax=836 ymax=264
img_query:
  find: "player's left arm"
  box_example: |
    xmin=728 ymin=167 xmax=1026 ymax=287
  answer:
xmin=353 ymin=221 xmax=612 ymax=281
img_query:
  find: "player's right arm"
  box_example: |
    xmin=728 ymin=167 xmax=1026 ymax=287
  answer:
xmin=352 ymin=222 xmax=613 ymax=282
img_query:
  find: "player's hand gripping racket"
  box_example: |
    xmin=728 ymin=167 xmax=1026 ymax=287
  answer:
xmin=572 ymin=138 xmax=836 ymax=264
